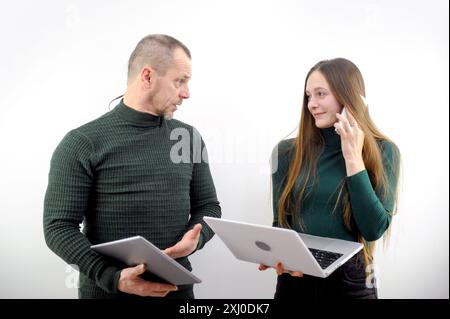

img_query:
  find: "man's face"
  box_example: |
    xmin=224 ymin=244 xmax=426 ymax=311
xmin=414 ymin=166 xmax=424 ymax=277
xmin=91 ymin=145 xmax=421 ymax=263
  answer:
xmin=305 ymin=70 xmax=342 ymax=129
xmin=149 ymin=48 xmax=192 ymax=120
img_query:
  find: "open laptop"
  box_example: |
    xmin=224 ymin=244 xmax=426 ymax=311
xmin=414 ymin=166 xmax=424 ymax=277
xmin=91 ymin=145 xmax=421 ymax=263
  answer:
xmin=204 ymin=217 xmax=363 ymax=278
xmin=91 ymin=236 xmax=201 ymax=285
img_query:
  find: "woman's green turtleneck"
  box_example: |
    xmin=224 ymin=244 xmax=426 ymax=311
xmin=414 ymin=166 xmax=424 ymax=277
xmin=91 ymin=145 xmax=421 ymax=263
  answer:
xmin=272 ymin=127 xmax=400 ymax=242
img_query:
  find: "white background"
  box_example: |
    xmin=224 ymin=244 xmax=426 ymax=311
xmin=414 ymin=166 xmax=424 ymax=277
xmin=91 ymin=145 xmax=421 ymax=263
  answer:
xmin=0 ymin=0 xmax=448 ymax=299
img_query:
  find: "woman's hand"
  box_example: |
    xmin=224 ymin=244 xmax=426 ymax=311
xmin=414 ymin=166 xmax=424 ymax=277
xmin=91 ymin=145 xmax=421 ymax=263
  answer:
xmin=334 ymin=109 xmax=366 ymax=176
xmin=258 ymin=262 xmax=303 ymax=277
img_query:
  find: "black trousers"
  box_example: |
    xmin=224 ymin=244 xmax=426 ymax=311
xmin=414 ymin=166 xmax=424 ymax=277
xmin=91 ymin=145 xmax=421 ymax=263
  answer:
xmin=274 ymin=252 xmax=378 ymax=299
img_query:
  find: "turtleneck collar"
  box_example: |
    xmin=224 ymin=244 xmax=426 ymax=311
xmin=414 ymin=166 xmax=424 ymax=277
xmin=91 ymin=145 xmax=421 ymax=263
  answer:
xmin=320 ymin=127 xmax=341 ymax=147
xmin=115 ymin=99 xmax=163 ymax=127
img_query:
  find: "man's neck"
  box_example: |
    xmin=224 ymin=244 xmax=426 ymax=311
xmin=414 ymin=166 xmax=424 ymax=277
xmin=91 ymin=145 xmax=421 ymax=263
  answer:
xmin=123 ymin=90 xmax=159 ymax=116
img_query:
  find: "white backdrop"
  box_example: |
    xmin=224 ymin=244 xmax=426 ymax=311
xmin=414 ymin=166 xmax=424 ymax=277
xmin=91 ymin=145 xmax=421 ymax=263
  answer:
xmin=0 ymin=0 xmax=448 ymax=299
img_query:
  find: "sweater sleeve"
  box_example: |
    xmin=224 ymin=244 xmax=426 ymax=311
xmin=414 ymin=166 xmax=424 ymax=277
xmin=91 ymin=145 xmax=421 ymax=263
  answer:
xmin=187 ymin=134 xmax=222 ymax=251
xmin=43 ymin=130 xmax=121 ymax=293
xmin=346 ymin=141 xmax=400 ymax=241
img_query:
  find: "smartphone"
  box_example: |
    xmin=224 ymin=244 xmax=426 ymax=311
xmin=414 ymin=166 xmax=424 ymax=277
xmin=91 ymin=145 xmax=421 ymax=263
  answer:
xmin=340 ymin=106 xmax=348 ymax=119
xmin=360 ymin=94 xmax=368 ymax=107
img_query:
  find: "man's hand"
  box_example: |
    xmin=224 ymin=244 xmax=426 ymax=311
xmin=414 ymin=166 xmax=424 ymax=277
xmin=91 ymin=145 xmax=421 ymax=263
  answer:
xmin=117 ymin=264 xmax=178 ymax=297
xmin=163 ymin=223 xmax=202 ymax=259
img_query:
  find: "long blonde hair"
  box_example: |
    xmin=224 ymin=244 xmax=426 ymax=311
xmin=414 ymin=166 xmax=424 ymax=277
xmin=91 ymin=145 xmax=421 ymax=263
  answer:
xmin=277 ymin=58 xmax=400 ymax=267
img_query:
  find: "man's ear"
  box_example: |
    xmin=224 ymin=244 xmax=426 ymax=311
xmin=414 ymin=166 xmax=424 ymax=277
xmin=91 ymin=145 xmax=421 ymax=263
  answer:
xmin=140 ymin=67 xmax=153 ymax=88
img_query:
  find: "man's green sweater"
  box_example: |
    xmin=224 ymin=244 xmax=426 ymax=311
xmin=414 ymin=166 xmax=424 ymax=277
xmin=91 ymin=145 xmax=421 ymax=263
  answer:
xmin=272 ymin=127 xmax=399 ymax=242
xmin=44 ymin=100 xmax=221 ymax=298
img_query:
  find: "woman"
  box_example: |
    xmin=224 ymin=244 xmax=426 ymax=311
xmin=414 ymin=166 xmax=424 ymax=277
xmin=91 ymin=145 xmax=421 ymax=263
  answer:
xmin=259 ymin=58 xmax=400 ymax=298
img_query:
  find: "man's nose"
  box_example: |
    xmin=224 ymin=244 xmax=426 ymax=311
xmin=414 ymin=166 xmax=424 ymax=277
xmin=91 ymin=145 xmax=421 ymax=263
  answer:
xmin=180 ymin=86 xmax=190 ymax=99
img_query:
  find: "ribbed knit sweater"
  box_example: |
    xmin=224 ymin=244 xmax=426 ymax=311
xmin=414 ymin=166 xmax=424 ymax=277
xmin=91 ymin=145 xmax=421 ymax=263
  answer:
xmin=272 ymin=127 xmax=400 ymax=242
xmin=43 ymin=100 xmax=221 ymax=298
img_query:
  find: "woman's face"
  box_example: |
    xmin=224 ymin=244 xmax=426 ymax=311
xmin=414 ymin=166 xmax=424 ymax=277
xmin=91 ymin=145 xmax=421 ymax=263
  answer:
xmin=305 ymin=70 xmax=342 ymax=129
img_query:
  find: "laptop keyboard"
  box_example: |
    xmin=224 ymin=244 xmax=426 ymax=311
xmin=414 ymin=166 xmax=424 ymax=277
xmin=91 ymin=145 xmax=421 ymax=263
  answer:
xmin=308 ymin=248 xmax=343 ymax=269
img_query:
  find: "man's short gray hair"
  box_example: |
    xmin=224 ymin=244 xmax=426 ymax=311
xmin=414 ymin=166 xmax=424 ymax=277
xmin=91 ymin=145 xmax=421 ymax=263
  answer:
xmin=127 ymin=34 xmax=191 ymax=82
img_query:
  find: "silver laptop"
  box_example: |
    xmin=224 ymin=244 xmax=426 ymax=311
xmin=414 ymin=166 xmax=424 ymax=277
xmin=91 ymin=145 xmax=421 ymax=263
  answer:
xmin=91 ymin=236 xmax=201 ymax=285
xmin=204 ymin=217 xmax=363 ymax=278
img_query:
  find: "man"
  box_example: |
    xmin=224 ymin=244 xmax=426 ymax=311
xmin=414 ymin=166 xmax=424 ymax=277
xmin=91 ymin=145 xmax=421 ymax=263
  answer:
xmin=44 ymin=34 xmax=221 ymax=299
